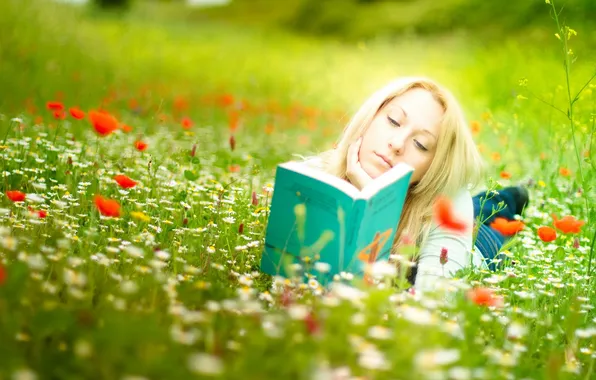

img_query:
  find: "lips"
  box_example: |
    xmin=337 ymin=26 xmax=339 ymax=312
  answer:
xmin=375 ymin=153 xmax=393 ymax=168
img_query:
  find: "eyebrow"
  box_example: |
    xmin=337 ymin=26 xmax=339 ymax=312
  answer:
xmin=395 ymin=105 xmax=438 ymax=141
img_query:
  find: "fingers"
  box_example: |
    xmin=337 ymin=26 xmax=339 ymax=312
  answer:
xmin=347 ymin=137 xmax=362 ymax=173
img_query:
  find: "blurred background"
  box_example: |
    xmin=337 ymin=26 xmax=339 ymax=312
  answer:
xmin=1 ymin=0 xmax=595 ymax=149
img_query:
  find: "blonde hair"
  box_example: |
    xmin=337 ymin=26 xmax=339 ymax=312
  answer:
xmin=306 ymin=76 xmax=485 ymax=253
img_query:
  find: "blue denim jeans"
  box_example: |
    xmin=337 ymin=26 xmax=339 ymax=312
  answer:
xmin=473 ymin=187 xmax=527 ymax=270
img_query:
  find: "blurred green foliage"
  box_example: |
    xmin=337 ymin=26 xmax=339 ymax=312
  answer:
xmin=189 ymin=0 xmax=596 ymax=42
xmin=94 ymin=0 xmax=132 ymax=9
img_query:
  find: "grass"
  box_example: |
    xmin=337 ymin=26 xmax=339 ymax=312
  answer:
xmin=0 ymin=0 xmax=595 ymax=378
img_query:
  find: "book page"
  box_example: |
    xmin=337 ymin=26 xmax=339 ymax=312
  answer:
xmin=345 ymin=169 xmax=412 ymax=275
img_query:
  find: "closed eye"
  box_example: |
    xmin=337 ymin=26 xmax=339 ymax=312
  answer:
xmin=414 ymin=140 xmax=428 ymax=151
xmin=387 ymin=116 xmax=401 ymax=127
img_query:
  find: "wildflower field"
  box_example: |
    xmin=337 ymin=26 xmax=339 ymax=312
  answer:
xmin=1 ymin=0 xmax=595 ymax=379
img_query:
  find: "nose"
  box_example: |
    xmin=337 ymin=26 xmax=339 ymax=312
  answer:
xmin=388 ymin=130 xmax=407 ymax=155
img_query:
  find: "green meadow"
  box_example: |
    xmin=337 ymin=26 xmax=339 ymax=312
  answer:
xmin=0 ymin=0 xmax=595 ymax=378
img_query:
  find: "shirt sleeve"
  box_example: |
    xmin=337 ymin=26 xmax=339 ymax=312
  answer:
xmin=413 ymin=189 xmax=475 ymax=293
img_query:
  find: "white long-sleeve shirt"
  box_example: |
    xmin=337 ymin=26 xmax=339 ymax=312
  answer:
xmin=297 ymin=157 xmax=487 ymax=291
xmin=413 ymin=188 xmax=487 ymax=293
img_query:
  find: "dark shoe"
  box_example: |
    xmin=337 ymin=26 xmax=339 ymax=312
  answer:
xmin=508 ymin=186 xmax=529 ymax=216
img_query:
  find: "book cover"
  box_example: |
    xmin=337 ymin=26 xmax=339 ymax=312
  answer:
xmin=260 ymin=160 xmax=413 ymax=281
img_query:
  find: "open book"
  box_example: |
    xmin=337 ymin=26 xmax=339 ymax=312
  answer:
xmin=260 ymin=160 xmax=413 ymax=280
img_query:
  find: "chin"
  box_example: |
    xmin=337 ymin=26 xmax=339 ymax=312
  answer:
xmin=362 ymin=162 xmax=384 ymax=179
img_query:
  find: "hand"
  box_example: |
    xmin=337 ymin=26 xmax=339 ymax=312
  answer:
xmin=346 ymin=137 xmax=373 ymax=190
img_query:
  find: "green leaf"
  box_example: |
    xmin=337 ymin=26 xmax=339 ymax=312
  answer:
xmin=184 ymin=170 xmax=198 ymax=181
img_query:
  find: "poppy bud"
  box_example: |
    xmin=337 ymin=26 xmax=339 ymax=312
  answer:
xmin=229 ymin=135 xmax=236 ymax=151
xmin=190 ymin=143 xmax=197 ymax=157
xmin=440 ymin=247 xmax=448 ymax=265
xmin=67 ymin=156 xmax=73 ymax=166
xmin=251 ymin=191 xmax=258 ymax=206
xmin=573 ymin=237 xmax=580 ymax=249
xmin=183 ymin=218 xmax=188 ymax=226
xmin=238 ymin=223 xmax=244 ymax=234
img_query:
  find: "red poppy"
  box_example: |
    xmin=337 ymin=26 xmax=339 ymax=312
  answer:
xmin=89 ymin=110 xmax=118 ymax=136
xmin=304 ymin=312 xmax=320 ymax=335
xmin=559 ymin=167 xmax=571 ymax=177
xmin=46 ymin=101 xmax=64 ymax=111
xmin=173 ymin=96 xmax=189 ymax=112
xmin=28 ymin=207 xmax=47 ymax=218
xmin=6 ymin=190 xmax=26 ymax=202
xmin=113 ymin=174 xmax=137 ymax=189
xmin=218 ymin=94 xmax=235 ymax=108
xmin=69 ymin=107 xmax=86 ymax=120
xmin=552 ymin=214 xmax=585 ymax=234
xmin=229 ymin=164 xmax=240 ymax=173
xmin=94 ymin=195 xmax=121 ymax=217
xmin=181 ymin=117 xmax=193 ymax=130
xmin=499 ymin=171 xmax=511 ymax=179
xmin=0 ymin=264 xmax=6 ymax=285
xmin=489 ymin=217 xmax=525 ymax=236
xmin=433 ymin=195 xmax=468 ymax=233
xmin=121 ymin=124 xmax=133 ymax=133
xmin=228 ymin=110 xmax=240 ymax=132
xmin=537 ymin=226 xmax=557 ymax=242
xmin=53 ymin=110 xmax=66 ymax=120
xmin=134 ymin=140 xmax=148 ymax=151
xmin=466 ymin=287 xmax=503 ymax=308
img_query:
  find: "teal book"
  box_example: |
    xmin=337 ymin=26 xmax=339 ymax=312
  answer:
xmin=260 ymin=160 xmax=413 ymax=280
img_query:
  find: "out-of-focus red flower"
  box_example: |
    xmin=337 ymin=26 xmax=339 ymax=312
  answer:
xmin=466 ymin=287 xmax=503 ymax=308
xmin=28 ymin=206 xmax=47 ymax=218
xmin=559 ymin=167 xmax=571 ymax=177
xmin=46 ymin=101 xmax=64 ymax=111
xmin=134 ymin=140 xmax=148 ymax=151
xmin=537 ymin=226 xmax=557 ymax=242
xmin=53 ymin=110 xmax=66 ymax=120
xmin=113 ymin=174 xmax=137 ymax=189
xmin=89 ymin=110 xmax=118 ymax=136
xmin=228 ymin=110 xmax=240 ymax=132
xmin=121 ymin=124 xmax=133 ymax=133
xmin=218 ymin=94 xmax=235 ymax=108
xmin=433 ymin=195 xmax=468 ymax=233
xmin=552 ymin=214 xmax=585 ymax=234
xmin=500 ymin=171 xmax=511 ymax=179
xmin=69 ymin=107 xmax=86 ymax=120
xmin=6 ymin=190 xmax=26 ymax=202
xmin=304 ymin=312 xmax=321 ymax=335
xmin=94 ymin=195 xmax=121 ymax=217
xmin=0 ymin=265 xmax=6 ymax=285
xmin=181 ymin=117 xmax=193 ymax=130
xmin=489 ymin=217 xmax=525 ymax=236
xmin=229 ymin=164 xmax=240 ymax=173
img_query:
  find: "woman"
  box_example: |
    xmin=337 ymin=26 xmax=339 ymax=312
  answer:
xmin=302 ymin=77 xmax=528 ymax=292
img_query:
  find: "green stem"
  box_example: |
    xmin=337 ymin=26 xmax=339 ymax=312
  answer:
xmin=587 ymin=227 xmax=596 ymax=281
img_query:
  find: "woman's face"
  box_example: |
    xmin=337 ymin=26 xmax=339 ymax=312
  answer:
xmin=358 ymin=88 xmax=444 ymax=184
